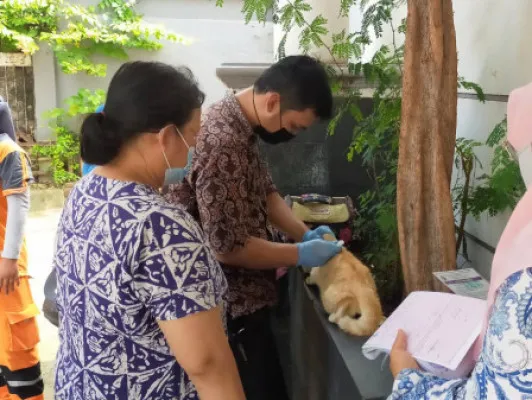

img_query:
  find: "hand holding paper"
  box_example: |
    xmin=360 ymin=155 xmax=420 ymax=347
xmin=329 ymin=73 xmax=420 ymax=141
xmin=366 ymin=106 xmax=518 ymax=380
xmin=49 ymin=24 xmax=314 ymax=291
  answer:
xmin=362 ymin=291 xmax=486 ymax=379
xmin=390 ymin=330 xmax=420 ymax=378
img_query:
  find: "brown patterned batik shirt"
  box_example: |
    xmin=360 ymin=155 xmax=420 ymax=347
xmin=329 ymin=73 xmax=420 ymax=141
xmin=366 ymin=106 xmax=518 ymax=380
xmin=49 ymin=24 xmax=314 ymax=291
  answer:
xmin=165 ymin=91 xmax=278 ymax=319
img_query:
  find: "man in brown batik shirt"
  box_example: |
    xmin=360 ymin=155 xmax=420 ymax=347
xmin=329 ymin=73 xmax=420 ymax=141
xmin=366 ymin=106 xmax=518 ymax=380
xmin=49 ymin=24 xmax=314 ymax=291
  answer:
xmin=166 ymin=55 xmax=338 ymax=400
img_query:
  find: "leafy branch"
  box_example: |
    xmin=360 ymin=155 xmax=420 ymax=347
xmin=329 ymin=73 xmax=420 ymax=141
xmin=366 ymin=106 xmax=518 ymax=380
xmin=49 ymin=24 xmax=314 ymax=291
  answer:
xmin=32 ymin=89 xmax=106 ymax=185
xmin=452 ymin=118 xmax=525 ymax=258
xmin=279 ymin=0 xmax=345 ymax=76
xmin=241 ymin=0 xmax=275 ymax=23
xmin=0 ymin=0 xmax=184 ymax=76
xmin=3 ymin=0 xmax=179 ymax=184
xmin=458 ymin=77 xmax=486 ymax=102
xmin=469 ymin=119 xmax=525 ymax=217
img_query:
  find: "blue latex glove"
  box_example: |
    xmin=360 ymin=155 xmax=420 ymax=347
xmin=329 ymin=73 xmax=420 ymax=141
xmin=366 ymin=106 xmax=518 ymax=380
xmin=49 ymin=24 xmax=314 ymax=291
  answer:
xmin=296 ymin=239 xmax=342 ymax=267
xmin=302 ymin=225 xmax=335 ymax=242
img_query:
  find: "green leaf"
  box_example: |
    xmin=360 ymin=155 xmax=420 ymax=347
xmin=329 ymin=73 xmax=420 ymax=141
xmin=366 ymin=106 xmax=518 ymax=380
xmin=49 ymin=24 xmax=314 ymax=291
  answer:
xmin=349 ymin=103 xmax=364 ymax=122
xmin=486 ymin=118 xmax=507 ymax=147
xmin=458 ymin=77 xmax=486 ymax=102
xmin=39 ymin=88 xmax=109 ymax=185
xmin=277 ymin=32 xmax=288 ymax=60
xmin=328 ymin=109 xmax=344 ymax=137
xmin=43 ymin=108 xmax=65 ymax=120
xmin=241 ymin=0 xmax=274 ymax=23
xmin=92 ymin=42 xmax=128 ymax=59
xmin=299 ymin=15 xmax=328 ymax=52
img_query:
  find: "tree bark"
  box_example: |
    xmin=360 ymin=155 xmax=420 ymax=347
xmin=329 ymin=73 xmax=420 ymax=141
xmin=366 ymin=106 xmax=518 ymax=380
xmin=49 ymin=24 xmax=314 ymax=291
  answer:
xmin=397 ymin=0 xmax=458 ymax=293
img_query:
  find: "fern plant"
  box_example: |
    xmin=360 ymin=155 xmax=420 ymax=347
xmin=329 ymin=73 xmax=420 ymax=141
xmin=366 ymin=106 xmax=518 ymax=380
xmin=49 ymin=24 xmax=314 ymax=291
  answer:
xmin=470 ymin=118 xmax=526 ymax=217
xmin=452 ymin=119 xmax=525 ymax=258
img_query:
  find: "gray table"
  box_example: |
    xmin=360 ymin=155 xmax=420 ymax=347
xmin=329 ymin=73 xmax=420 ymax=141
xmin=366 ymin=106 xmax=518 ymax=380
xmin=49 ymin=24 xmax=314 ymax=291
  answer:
xmin=272 ymin=268 xmax=394 ymax=400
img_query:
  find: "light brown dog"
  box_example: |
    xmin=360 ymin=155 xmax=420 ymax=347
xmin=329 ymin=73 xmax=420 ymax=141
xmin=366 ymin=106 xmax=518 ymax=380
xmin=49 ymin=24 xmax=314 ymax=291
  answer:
xmin=305 ymin=234 xmax=384 ymax=336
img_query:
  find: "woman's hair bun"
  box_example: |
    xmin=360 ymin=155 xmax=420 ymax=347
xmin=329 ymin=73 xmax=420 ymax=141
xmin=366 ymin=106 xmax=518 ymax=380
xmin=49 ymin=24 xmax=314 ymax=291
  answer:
xmin=80 ymin=113 xmax=122 ymax=165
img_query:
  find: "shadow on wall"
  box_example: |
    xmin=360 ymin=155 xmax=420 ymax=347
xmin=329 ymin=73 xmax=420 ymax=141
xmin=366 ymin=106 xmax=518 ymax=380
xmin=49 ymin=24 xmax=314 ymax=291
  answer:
xmin=259 ymin=98 xmax=374 ymax=203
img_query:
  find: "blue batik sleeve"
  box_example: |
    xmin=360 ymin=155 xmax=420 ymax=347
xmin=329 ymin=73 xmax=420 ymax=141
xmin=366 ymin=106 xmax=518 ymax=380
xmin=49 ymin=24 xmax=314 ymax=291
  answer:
xmin=134 ymin=208 xmax=225 ymax=321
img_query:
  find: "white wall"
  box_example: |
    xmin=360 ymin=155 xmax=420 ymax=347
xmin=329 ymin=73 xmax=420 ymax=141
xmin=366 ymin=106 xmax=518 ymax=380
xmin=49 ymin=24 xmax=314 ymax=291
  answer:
xmin=349 ymin=0 xmax=532 ymax=93
xmin=32 ymin=43 xmax=58 ymax=140
xmin=32 ymin=0 xmax=273 ymax=140
xmin=349 ymin=0 xmax=532 ymax=278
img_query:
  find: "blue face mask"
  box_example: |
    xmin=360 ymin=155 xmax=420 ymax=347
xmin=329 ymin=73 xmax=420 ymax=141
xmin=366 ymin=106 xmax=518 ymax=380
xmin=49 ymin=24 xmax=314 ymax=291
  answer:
xmin=162 ymin=127 xmax=195 ymax=186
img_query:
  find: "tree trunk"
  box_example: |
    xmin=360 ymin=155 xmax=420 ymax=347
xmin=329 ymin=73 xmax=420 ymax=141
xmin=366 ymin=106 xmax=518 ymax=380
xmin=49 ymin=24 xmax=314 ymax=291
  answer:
xmin=397 ymin=0 xmax=458 ymax=293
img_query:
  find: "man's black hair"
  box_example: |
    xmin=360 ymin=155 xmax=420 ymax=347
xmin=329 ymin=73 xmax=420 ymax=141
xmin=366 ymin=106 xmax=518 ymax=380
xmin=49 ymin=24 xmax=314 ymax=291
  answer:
xmin=254 ymin=55 xmax=333 ymax=120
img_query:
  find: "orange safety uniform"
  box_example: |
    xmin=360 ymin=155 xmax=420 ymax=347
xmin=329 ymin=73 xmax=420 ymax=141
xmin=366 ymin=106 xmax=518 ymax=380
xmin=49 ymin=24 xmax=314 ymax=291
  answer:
xmin=0 ymin=137 xmax=43 ymax=400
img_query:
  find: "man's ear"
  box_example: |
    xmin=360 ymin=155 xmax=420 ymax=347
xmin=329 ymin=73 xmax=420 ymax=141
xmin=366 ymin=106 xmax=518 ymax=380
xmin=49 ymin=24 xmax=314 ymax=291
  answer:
xmin=265 ymin=92 xmax=281 ymax=114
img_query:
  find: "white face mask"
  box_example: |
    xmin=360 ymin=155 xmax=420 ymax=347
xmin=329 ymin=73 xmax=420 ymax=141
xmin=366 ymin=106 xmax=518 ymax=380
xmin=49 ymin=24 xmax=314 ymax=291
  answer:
xmin=518 ymin=145 xmax=532 ymax=189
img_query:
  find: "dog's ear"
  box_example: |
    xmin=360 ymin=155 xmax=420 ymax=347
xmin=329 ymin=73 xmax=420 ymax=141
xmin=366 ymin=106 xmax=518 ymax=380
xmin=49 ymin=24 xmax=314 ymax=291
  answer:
xmin=336 ymin=302 xmax=348 ymax=316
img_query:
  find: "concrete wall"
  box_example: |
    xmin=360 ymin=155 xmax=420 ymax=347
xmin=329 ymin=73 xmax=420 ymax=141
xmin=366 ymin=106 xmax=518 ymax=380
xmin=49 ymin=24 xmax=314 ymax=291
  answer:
xmin=349 ymin=0 xmax=532 ymax=278
xmin=31 ymin=0 xmax=273 ymax=140
xmin=261 ymin=98 xmax=374 ymax=203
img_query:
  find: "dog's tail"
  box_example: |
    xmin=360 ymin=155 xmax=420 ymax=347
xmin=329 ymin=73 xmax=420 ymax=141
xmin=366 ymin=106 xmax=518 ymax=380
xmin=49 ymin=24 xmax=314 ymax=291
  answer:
xmin=335 ymin=288 xmax=383 ymax=337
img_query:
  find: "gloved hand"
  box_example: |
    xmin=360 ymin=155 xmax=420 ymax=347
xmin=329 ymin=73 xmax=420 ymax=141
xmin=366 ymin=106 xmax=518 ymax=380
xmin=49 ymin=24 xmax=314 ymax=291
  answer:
xmin=296 ymin=239 xmax=342 ymax=267
xmin=302 ymin=225 xmax=335 ymax=242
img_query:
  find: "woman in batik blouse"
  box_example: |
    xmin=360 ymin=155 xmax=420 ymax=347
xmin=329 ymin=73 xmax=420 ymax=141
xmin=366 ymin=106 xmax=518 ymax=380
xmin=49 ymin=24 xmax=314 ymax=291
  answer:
xmin=387 ymin=83 xmax=532 ymax=399
xmin=52 ymin=61 xmax=244 ymax=400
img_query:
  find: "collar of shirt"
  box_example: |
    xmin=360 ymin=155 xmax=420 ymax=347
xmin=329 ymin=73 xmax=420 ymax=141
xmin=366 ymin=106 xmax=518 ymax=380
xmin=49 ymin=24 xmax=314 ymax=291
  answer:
xmin=223 ymin=90 xmax=257 ymax=144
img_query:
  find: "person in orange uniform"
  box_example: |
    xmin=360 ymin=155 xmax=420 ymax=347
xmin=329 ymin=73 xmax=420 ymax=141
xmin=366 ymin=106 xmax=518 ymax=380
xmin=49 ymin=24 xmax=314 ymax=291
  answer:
xmin=0 ymin=99 xmax=43 ymax=400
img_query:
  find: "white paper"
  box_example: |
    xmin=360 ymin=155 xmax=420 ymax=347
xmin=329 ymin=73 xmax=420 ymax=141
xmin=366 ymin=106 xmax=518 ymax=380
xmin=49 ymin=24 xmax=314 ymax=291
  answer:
xmin=362 ymin=291 xmax=486 ymax=375
xmin=433 ymin=268 xmax=489 ymax=300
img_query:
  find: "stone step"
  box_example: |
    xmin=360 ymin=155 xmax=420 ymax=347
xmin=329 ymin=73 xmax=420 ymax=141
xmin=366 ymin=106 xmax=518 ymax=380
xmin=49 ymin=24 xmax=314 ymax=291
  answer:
xmin=30 ymin=187 xmax=65 ymax=213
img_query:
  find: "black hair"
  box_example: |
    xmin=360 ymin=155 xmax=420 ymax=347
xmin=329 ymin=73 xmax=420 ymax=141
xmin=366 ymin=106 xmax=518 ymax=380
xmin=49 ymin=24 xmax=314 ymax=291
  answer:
xmin=253 ymin=55 xmax=333 ymax=120
xmin=81 ymin=61 xmax=205 ymax=165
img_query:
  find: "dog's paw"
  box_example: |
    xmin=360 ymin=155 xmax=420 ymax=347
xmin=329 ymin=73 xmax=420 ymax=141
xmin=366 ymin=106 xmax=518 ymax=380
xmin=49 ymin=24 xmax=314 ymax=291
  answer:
xmin=305 ymin=273 xmax=317 ymax=285
xmin=328 ymin=312 xmax=340 ymax=324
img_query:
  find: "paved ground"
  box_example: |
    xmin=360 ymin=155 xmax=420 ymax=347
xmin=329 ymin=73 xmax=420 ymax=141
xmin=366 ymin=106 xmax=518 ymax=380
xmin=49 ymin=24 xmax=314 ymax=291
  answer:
xmin=26 ymin=209 xmax=62 ymax=400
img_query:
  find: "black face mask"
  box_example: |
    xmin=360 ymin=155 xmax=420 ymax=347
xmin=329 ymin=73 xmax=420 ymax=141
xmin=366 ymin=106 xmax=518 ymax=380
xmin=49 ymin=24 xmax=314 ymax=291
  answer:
xmin=252 ymin=89 xmax=296 ymax=145
xmin=254 ymin=126 xmax=295 ymax=144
